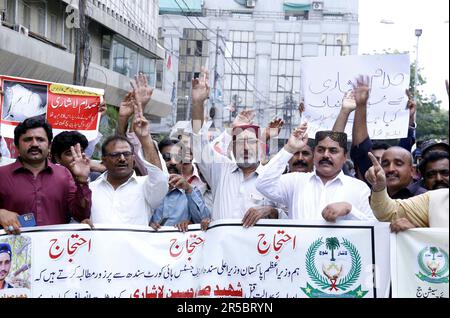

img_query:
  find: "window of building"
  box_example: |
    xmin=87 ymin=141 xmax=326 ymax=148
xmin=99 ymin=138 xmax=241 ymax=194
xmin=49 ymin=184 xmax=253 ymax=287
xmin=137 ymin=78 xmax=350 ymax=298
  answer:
xmin=223 ymin=30 xmax=256 ymax=120
xmin=177 ymin=28 xmax=209 ymax=122
xmin=270 ymin=32 xmax=302 ymax=127
xmin=319 ymin=33 xmax=350 ymax=56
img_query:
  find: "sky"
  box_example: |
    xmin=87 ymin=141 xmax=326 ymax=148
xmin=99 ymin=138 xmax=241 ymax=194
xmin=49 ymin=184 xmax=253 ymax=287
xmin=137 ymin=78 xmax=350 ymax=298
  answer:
xmin=358 ymin=0 xmax=449 ymax=110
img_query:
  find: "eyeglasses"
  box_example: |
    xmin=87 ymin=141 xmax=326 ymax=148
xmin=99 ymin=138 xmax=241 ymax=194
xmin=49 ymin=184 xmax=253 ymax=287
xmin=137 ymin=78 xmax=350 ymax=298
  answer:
xmin=162 ymin=152 xmax=183 ymax=163
xmin=104 ymin=151 xmax=133 ymax=159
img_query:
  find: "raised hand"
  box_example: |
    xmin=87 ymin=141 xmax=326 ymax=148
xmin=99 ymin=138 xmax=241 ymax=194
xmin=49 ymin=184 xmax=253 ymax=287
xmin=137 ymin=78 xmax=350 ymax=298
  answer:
xmin=365 ymin=152 xmax=386 ymax=192
xmin=119 ymin=92 xmax=135 ymax=119
xmin=341 ymin=90 xmax=357 ymax=113
xmin=131 ymin=73 xmax=153 ymax=107
xmin=69 ymin=143 xmax=91 ymax=182
xmin=352 ymin=75 xmax=370 ymax=107
xmin=191 ymin=67 xmax=210 ymax=105
xmin=98 ymin=96 xmax=107 ymax=117
xmin=284 ymin=122 xmax=308 ymax=154
xmin=232 ymin=109 xmax=256 ymax=128
xmin=298 ymin=101 xmax=305 ymax=114
xmin=133 ymin=100 xmax=150 ymax=139
xmin=264 ymin=118 xmax=285 ymax=142
xmin=169 ymin=174 xmax=192 ymax=193
xmin=405 ymin=89 xmax=417 ymax=126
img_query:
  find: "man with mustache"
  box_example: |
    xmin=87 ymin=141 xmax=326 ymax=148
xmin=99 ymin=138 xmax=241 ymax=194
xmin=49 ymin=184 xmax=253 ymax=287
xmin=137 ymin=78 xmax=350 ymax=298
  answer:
xmin=380 ymin=146 xmax=427 ymax=199
xmin=191 ymin=68 xmax=279 ymax=228
xmin=0 ymin=243 xmax=13 ymax=289
xmin=367 ymin=152 xmax=448 ymax=232
xmin=89 ymin=101 xmax=168 ymax=226
xmin=0 ymin=116 xmax=91 ymax=234
xmin=418 ymin=151 xmax=449 ymax=191
xmin=287 ymin=141 xmax=314 ymax=173
xmin=256 ymin=125 xmax=375 ymax=222
xmin=149 ymin=139 xmax=210 ymax=232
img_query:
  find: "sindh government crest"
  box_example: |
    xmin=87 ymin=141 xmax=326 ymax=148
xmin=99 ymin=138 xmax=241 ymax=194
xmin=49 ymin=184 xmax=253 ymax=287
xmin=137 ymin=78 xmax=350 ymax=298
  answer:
xmin=416 ymin=246 xmax=449 ymax=284
xmin=301 ymin=237 xmax=369 ymax=298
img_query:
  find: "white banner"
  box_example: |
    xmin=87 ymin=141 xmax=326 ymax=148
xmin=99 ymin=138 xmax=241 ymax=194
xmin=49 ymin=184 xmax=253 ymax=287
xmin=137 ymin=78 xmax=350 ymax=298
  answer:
xmin=391 ymin=228 xmax=449 ymax=298
xmin=301 ymin=54 xmax=411 ymax=140
xmin=0 ymin=220 xmax=391 ymax=298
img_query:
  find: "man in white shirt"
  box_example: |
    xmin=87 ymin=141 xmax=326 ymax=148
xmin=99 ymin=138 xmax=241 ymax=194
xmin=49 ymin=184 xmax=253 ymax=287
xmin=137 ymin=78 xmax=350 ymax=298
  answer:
xmin=256 ymin=124 xmax=375 ymax=222
xmin=191 ymin=69 xmax=278 ymax=228
xmin=89 ymin=101 xmax=168 ymax=226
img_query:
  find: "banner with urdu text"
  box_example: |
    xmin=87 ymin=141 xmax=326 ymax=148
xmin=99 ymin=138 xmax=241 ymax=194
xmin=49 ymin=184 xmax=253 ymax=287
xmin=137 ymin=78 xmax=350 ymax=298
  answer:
xmin=0 ymin=220 xmax=391 ymax=298
xmin=391 ymin=228 xmax=449 ymax=298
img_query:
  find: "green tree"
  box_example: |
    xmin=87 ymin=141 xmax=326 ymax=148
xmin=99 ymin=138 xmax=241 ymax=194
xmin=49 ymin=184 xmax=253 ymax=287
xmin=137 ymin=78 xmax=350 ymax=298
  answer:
xmin=325 ymin=237 xmax=340 ymax=262
xmin=410 ymin=62 xmax=449 ymax=141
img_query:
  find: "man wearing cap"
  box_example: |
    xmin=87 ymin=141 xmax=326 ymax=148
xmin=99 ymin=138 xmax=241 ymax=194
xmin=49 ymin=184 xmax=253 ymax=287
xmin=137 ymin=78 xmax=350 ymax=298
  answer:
xmin=256 ymin=124 xmax=375 ymax=222
xmin=0 ymin=243 xmax=13 ymax=289
xmin=191 ymin=69 xmax=279 ymax=228
xmin=420 ymin=139 xmax=449 ymax=158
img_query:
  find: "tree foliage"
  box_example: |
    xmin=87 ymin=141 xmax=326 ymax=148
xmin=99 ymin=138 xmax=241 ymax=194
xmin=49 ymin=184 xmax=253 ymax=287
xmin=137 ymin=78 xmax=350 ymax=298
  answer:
xmin=410 ymin=62 xmax=449 ymax=141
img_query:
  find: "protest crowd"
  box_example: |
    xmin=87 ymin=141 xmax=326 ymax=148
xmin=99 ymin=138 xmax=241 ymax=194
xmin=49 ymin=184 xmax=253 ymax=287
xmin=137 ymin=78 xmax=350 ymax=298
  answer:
xmin=0 ymin=68 xmax=448 ymax=296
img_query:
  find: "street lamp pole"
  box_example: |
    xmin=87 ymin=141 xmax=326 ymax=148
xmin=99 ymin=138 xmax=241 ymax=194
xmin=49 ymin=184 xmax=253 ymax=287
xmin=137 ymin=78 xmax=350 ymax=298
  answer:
xmin=414 ymin=29 xmax=422 ymax=102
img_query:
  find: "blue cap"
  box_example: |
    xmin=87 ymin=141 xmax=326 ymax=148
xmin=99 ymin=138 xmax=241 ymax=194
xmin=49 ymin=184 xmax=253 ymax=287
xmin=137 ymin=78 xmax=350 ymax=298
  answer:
xmin=0 ymin=243 xmax=12 ymax=258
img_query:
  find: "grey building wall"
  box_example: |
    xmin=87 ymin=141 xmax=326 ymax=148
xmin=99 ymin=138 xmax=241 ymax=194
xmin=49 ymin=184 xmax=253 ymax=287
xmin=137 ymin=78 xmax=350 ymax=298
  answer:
xmin=160 ymin=0 xmax=359 ymax=137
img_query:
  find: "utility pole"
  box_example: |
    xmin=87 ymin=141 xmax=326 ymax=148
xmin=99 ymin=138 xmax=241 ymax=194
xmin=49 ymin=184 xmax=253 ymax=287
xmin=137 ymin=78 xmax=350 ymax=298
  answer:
xmin=210 ymin=27 xmax=221 ymax=126
xmin=73 ymin=0 xmax=90 ymax=86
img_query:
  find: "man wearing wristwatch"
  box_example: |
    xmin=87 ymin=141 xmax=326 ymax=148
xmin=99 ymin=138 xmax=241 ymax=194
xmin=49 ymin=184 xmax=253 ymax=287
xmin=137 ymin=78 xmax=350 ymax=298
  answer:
xmin=0 ymin=116 xmax=92 ymax=234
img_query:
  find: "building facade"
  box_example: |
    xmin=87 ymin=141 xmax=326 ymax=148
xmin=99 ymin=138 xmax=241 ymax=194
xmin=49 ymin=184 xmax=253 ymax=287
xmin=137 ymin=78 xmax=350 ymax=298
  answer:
xmin=159 ymin=0 xmax=359 ymax=138
xmin=0 ymin=0 xmax=171 ymax=133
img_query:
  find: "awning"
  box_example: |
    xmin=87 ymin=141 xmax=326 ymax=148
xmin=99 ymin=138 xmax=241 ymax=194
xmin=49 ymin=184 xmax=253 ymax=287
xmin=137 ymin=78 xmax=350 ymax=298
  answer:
xmin=283 ymin=2 xmax=311 ymax=11
xmin=159 ymin=0 xmax=203 ymax=14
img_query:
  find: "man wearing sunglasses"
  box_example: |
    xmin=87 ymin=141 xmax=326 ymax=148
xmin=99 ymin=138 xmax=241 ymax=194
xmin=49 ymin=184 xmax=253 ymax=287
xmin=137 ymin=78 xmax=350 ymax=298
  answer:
xmin=150 ymin=139 xmax=210 ymax=232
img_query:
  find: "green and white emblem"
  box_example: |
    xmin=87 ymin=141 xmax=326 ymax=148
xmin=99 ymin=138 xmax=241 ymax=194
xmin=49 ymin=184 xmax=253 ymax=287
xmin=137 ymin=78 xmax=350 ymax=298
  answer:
xmin=416 ymin=246 xmax=449 ymax=284
xmin=301 ymin=237 xmax=369 ymax=298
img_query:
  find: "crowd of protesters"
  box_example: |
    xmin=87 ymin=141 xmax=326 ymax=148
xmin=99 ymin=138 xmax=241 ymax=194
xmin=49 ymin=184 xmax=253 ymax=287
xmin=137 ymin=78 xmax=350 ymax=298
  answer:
xmin=0 ymin=70 xmax=448 ymax=255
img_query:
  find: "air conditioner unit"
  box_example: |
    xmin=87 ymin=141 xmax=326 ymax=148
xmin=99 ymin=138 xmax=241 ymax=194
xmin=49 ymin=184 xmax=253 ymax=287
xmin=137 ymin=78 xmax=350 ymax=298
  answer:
xmin=312 ymin=1 xmax=324 ymax=10
xmin=14 ymin=24 xmax=29 ymax=36
xmin=246 ymin=0 xmax=256 ymax=8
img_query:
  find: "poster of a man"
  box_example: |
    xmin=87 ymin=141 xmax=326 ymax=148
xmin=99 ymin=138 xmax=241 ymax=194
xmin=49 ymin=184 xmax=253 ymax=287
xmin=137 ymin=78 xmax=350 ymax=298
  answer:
xmin=0 ymin=243 xmax=13 ymax=289
xmin=0 ymin=237 xmax=31 ymax=297
xmin=1 ymin=80 xmax=48 ymax=122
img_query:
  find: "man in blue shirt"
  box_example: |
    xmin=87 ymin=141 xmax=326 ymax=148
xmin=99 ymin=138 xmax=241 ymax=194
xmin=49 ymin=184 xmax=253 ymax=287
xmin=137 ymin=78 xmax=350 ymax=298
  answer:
xmin=150 ymin=139 xmax=210 ymax=232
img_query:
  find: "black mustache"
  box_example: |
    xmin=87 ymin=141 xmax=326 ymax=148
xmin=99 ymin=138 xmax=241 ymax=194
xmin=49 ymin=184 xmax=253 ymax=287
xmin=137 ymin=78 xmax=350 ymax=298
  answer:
xmin=432 ymin=182 xmax=449 ymax=190
xmin=319 ymin=159 xmax=333 ymax=165
xmin=386 ymin=172 xmax=399 ymax=178
xmin=293 ymin=160 xmax=308 ymax=167
xmin=28 ymin=147 xmax=42 ymax=154
xmin=168 ymin=165 xmax=180 ymax=174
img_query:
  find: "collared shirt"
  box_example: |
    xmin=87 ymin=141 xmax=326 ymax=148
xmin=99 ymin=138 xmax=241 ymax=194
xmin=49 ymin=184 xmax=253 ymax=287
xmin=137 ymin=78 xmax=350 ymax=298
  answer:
xmin=0 ymin=159 xmax=91 ymax=225
xmin=89 ymin=155 xmax=168 ymax=226
xmin=150 ymin=187 xmax=210 ymax=226
xmin=370 ymin=188 xmax=449 ymax=228
xmin=256 ymin=148 xmax=375 ymax=221
xmin=193 ymin=124 xmax=277 ymax=221
xmin=391 ymin=180 xmax=428 ymax=200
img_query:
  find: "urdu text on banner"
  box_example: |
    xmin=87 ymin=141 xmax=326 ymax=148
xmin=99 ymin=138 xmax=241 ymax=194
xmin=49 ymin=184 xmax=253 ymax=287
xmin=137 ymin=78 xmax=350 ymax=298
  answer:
xmin=300 ymin=54 xmax=411 ymax=140
xmin=0 ymin=75 xmax=103 ymax=141
xmin=0 ymin=220 xmax=391 ymax=298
